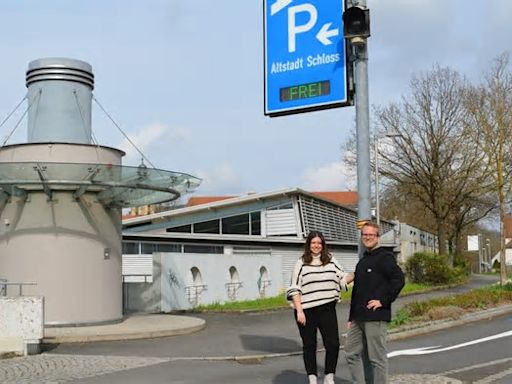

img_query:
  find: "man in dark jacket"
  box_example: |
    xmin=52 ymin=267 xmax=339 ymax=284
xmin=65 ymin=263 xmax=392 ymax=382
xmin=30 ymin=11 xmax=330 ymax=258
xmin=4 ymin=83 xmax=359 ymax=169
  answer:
xmin=345 ymin=222 xmax=405 ymax=384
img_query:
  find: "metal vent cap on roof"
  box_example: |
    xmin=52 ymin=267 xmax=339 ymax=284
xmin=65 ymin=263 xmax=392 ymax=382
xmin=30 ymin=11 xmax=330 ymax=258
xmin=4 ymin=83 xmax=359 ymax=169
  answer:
xmin=25 ymin=57 xmax=94 ymax=144
xmin=26 ymin=57 xmax=94 ymax=89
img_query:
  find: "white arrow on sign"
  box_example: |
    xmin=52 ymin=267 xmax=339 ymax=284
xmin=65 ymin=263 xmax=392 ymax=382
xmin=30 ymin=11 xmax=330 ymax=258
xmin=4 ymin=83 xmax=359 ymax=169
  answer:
xmin=316 ymin=22 xmax=339 ymax=46
xmin=388 ymin=329 xmax=512 ymax=358
xmin=271 ymin=0 xmax=293 ymax=16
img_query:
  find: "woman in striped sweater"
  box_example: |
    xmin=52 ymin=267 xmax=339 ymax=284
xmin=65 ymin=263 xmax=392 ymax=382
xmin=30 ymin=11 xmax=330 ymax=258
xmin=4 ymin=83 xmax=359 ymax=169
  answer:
xmin=287 ymin=230 xmax=353 ymax=384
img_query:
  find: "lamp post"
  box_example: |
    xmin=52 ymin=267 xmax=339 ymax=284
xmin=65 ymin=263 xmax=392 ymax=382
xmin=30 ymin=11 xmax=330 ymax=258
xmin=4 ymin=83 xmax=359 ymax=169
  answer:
xmin=374 ymin=136 xmax=381 ymax=226
xmin=486 ymin=238 xmax=492 ymax=269
xmin=478 ymin=233 xmax=483 ymax=273
xmin=374 ymin=132 xmax=402 ymax=226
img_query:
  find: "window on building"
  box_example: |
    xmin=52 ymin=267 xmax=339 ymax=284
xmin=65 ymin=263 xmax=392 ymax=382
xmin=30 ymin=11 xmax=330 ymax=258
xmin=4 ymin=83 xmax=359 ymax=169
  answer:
xmin=122 ymin=242 xmax=140 ymax=254
xmin=194 ymin=219 xmax=220 ymax=234
xmin=251 ymin=211 xmax=261 ymax=235
xmin=233 ymin=246 xmax=271 ymax=255
xmin=222 ymin=214 xmax=249 ymax=235
xmin=156 ymin=243 xmax=182 ymax=252
xmin=166 ymin=224 xmax=192 ymax=233
xmin=268 ymin=202 xmax=293 ymax=210
xmin=141 ymin=243 xmax=155 ymax=254
xmin=183 ymin=244 xmax=224 ymax=254
xmin=165 ymin=210 xmax=262 ymax=237
xmin=141 ymin=243 xmax=182 ymax=253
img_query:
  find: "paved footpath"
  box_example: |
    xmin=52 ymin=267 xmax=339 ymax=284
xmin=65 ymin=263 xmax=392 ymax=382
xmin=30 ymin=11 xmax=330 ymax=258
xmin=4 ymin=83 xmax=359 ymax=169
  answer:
xmin=0 ymin=274 xmax=507 ymax=383
xmin=0 ymin=354 xmax=170 ymax=384
xmin=0 ymin=354 xmax=468 ymax=384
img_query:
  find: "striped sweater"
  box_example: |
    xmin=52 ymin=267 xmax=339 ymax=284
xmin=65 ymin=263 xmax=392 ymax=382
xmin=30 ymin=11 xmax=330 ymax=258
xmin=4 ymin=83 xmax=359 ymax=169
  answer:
xmin=286 ymin=255 xmax=349 ymax=309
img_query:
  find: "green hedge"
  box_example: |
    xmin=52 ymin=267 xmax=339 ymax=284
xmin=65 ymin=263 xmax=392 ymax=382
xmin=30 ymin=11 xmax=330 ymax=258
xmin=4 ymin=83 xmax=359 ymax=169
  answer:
xmin=404 ymin=252 xmax=461 ymax=285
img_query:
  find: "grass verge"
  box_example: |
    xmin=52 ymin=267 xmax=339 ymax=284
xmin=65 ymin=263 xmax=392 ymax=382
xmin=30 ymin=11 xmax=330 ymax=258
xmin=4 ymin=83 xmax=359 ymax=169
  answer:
xmin=390 ymin=282 xmax=512 ymax=328
xmin=193 ymin=289 xmax=353 ymax=312
xmin=192 ymin=279 xmax=465 ymax=313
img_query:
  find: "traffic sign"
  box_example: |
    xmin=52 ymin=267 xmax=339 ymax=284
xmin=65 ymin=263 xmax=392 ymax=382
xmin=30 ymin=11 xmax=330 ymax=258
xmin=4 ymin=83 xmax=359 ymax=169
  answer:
xmin=264 ymin=0 xmax=351 ymax=117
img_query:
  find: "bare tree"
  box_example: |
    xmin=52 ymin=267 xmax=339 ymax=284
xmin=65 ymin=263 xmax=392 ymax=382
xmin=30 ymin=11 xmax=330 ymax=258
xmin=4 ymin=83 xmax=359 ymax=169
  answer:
xmin=446 ymin=193 xmax=497 ymax=256
xmin=465 ymin=53 xmax=512 ymax=285
xmin=375 ymin=65 xmax=490 ymax=260
xmin=379 ymin=180 xmax=496 ymax=257
xmin=379 ymin=182 xmax=435 ymax=229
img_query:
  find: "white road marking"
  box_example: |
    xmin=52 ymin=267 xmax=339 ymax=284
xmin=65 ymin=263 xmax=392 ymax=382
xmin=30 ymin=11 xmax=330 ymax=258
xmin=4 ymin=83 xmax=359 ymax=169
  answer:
xmin=443 ymin=357 xmax=512 ymax=375
xmin=473 ymin=366 xmax=512 ymax=384
xmin=442 ymin=357 xmax=512 ymax=384
xmin=388 ymin=329 xmax=512 ymax=358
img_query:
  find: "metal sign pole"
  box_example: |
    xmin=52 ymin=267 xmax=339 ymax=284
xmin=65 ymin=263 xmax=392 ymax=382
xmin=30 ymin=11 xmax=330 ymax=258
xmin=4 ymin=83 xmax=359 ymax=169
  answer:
xmin=353 ymin=0 xmax=371 ymax=258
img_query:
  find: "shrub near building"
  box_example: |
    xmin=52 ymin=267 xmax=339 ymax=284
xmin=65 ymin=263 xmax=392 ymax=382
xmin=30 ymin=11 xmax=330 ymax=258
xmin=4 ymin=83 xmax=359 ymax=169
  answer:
xmin=404 ymin=252 xmax=467 ymax=285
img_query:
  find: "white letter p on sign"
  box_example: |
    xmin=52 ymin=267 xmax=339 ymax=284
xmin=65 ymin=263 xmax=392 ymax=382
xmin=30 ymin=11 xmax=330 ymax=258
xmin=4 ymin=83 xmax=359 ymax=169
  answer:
xmin=288 ymin=4 xmax=317 ymax=53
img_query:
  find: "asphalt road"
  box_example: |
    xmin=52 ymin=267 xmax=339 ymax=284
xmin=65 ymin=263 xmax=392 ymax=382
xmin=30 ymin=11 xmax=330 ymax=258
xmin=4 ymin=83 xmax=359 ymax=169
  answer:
xmin=46 ymin=274 xmax=500 ymax=360
xmin=35 ymin=313 xmax=512 ymax=384
xmin=1 ymin=274 xmax=508 ymax=383
xmin=389 ymin=313 xmax=512 ymax=383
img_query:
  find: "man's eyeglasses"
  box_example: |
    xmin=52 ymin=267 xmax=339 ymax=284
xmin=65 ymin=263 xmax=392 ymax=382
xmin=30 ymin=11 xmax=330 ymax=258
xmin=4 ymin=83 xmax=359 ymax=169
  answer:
xmin=361 ymin=233 xmax=378 ymax=238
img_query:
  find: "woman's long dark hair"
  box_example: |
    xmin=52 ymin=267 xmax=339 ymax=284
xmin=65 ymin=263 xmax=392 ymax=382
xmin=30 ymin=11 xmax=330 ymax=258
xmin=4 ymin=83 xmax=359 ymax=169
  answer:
xmin=302 ymin=231 xmax=331 ymax=265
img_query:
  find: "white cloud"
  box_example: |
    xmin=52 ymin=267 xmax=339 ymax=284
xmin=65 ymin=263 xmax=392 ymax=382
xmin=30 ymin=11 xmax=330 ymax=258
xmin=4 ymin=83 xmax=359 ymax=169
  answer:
xmin=118 ymin=122 xmax=191 ymax=165
xmin=369 ymin=0 xmax=481 ymax=103
xmin=193 ymin=163 xmax=242 ymax=195
xmin=300 ymin=161 xmax=355 ymax=191
xmin=3 ymin=0 xmax=511 ymax=202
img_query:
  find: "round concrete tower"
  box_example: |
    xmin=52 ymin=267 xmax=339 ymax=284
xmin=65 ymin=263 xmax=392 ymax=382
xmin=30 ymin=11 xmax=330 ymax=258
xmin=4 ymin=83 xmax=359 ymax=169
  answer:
xmin=0 ymin=58 xmax=200 ymax=325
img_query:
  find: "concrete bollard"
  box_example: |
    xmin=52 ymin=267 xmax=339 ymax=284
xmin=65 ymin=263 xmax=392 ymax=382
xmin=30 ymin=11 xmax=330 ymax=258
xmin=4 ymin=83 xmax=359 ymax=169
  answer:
xmin=0 ymin=296 xmax=44 ymax=356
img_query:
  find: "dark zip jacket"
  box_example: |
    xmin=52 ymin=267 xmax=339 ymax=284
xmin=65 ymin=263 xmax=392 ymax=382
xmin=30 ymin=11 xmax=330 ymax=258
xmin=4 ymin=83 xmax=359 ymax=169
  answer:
xmin=349 ymin=246 xmax=405 ymax=322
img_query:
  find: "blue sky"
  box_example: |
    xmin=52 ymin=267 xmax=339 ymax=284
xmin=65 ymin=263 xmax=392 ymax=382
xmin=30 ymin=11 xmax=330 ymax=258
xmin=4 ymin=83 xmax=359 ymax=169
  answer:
xmin=0 ymin=0 xmax=511 ymax=196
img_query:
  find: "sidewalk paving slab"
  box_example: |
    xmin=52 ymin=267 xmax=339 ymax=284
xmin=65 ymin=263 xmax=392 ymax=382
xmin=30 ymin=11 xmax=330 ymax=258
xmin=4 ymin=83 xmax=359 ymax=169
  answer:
xmin=43 ymin=314 xmax=206 ymax=343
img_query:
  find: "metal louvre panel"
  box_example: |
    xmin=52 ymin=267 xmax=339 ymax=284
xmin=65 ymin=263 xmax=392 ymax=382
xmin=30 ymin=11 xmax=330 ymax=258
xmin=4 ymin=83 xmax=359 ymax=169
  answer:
xmin=299 ymin=195 xmax=358 ymax=242
xmin=122 ymin=254 xmax=153 ymax=283
xmin=330 ymin=250 xmax=358 ymax=273
xmin=272 ymin=247 xmax=303 ymax=289
xmin=380 ymin=221 xmax=395 ymax=235
xmin=265 ymin=209 xmax=298 ymax=236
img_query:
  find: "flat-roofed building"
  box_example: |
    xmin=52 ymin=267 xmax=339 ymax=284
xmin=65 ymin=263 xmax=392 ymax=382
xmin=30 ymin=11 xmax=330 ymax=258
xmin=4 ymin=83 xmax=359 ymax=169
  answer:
xmin=121 ymin=188 xmax=398 ymax=312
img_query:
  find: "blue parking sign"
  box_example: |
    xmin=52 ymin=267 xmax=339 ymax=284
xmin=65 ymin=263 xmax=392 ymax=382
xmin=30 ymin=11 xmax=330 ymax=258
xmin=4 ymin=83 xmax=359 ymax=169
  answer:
xmin=264 ymin=0 xmax=351 ymax=116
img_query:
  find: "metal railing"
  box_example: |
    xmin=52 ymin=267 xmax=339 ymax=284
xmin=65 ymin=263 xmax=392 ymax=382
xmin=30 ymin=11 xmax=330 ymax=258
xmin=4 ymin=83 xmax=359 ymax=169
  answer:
xmin=258 ymin=279 xmax=272 ymax=298
xmin=185 ymin=284 xmax=207 ymax=306
xmin=0 ymin=280 xmax=37 ymax=296
xmin=122 ymin=274 xmax=152 ymax=283
xmin=225 ymin=281 xmax=243 ymax=301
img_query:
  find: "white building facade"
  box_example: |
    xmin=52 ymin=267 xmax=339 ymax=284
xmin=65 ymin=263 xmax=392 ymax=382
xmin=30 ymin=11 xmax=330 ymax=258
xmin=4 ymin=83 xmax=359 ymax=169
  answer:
xmin=121 ymin=188 xmax=404 ymax=312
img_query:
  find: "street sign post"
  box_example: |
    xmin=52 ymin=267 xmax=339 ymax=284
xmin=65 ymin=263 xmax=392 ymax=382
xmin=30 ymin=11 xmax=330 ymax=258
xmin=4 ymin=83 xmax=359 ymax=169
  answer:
xmin=264 ymin=0 xmax=351 ymax=117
